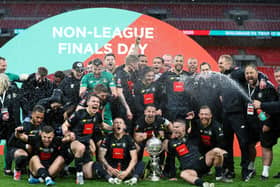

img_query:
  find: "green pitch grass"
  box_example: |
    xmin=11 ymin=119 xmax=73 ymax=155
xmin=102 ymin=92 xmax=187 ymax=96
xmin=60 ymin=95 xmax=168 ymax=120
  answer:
xmin=1 ymin=142 xmax=280 ymax=187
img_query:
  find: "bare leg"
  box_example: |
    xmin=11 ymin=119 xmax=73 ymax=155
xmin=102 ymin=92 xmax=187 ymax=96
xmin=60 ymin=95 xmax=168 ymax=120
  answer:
xmin=48 ymin=156 xmax=65 ymax=177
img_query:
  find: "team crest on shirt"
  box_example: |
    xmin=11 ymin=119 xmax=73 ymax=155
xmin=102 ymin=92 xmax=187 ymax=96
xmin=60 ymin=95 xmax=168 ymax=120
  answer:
xmin=258 ymin=92 xmax=263 ymax=98
xmin=70 ymin=84 xmax=74 ymax=88
xmin=122 ymin=143 xmax=126 ymax=148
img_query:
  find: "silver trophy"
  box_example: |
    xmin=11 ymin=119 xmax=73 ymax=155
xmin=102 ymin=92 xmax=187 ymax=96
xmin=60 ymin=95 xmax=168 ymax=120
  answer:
xmin=146 ymin=136 xmax=162 ymax=181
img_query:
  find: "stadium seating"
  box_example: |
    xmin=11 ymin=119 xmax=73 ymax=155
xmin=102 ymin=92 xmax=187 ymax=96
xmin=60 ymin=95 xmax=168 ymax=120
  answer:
xmin=0 ymin=2 xmax=279 ymax=66
xmin=205 ymin=46 xmax=280 ymax=66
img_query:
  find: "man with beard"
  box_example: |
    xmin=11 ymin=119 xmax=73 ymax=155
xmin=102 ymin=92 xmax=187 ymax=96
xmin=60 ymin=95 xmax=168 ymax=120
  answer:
xmin=80 ymin=58 xmax=117 ymax=97
xmin=165 ymin=119 xmax=227 ymax=187
xmin=138 ymin=54 xmax=148 ymax=71
xmin=99 ymin=118 xmax=145 ymax=185
xmin=58 ymin=61 xmax=84 ymax=115
xmin=104 ymin=53 xmax=117 ymax=74
xmin=195 ymin=106 xmax=227 ymax=182
xmin=134 ymin=105 xmax=171 ymax=161
xmin=79 ymin=58 xmax=116 ymax=126
xmin=243 ymin=64 xmax=278 ymax=179
xmin=62 ymin=94 xmax=104 ymax=184
xmin=217 ymin=55 xmax=267 ymax=181
xmin=8 ymin=105 xmax=45 ymax=180
xmin=253 ymin=67 xmax=280 ymax=178
xmin=152 ymin=57 xmax=164 ymax=81
xmin=157 ymin=54 xmax=195 ymax=122
xmin=15 ymin=125 xmax=67 ymax=186
xmin=187 ymin=58 xmax=199 ymax=75
xmin=157 ymin=54 xmax=196 ymax=178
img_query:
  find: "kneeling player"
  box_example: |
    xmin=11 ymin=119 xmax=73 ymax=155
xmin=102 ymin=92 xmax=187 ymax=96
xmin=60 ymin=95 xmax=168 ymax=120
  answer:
xmin=15 ymin=125 xmax=66 ymax=186
xmin=166 ymin=119 xmax=227 ymax=187
xmin=8 ymin=105 xmax=45 ymax=180
xmin=99 ymin=118 xmax=145 ymax=185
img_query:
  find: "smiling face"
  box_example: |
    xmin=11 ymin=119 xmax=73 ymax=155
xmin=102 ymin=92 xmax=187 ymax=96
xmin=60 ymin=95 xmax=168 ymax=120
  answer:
xmin=173 ymin=55 xmax=184 ymax=72
xmin=245 ymin=66 xmax=258 ymax=86
xmin=143 ymin=70 xmax=155 ymax=85
xmin=31 ymin=111 xmax=44 ymax=126
xmin=198 ymin=107 xmax=212 ymax=127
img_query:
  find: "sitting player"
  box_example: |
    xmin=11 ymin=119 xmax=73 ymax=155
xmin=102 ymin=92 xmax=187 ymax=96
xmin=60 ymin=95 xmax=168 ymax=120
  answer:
xmin=165 ymin=119 xmax=227 ymax=187
xmin=99 ymin=117 xmax=145 ymax=185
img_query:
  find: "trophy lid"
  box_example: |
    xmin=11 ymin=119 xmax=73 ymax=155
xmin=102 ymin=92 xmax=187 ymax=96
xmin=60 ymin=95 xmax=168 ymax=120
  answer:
xmin=146 ymin=136 xmax=162 ymax=156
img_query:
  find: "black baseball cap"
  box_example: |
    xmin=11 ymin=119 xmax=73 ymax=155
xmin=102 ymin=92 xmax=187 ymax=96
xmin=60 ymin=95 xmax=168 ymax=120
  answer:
xmin=72 ymin=61 xmax=84 ymax=72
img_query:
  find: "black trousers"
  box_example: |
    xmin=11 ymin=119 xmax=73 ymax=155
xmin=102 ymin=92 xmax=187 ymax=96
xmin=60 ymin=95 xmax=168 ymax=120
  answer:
xmin=222 ymin=112 xmax=249 ymax=172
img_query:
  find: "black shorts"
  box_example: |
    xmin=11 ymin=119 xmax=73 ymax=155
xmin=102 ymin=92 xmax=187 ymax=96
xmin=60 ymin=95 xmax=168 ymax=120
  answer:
xmin=82 ymin=148 xmax=93 ymax=164
xmin=60 ymin=143 xmax=74 ymax=165
xmin=8 ymin=147 xmax=19 ymax=160
xmin=247 ymin=117 xmax=261 ymax=144
xmin=260 ymin=129 xmax=279 ymax=148
xmin=8 ymin=146 xmax=28 ymax=160
xmin=181 ymin=156 xmax=210 ymax=177
xmin=41 ymin=159 xmax=52 ymax=168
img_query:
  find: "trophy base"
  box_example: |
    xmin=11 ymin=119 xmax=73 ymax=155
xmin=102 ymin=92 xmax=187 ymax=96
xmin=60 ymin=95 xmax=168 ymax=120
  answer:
xmin=150 ymin=175 xmax=160 ymax=182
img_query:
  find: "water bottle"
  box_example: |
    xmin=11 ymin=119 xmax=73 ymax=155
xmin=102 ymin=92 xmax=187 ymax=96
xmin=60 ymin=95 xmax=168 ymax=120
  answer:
xmin=257 ymin=109 xmax=267 ymax=121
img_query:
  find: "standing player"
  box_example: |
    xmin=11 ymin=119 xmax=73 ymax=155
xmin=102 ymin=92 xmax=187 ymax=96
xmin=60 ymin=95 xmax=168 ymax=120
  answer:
xmin=115 ymin=55 xmax=139 ymax=134
xmin=134 ymin=67 xmax=161 ymax=118
xmin=157 ymin=54 xmax=195 ymax=122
